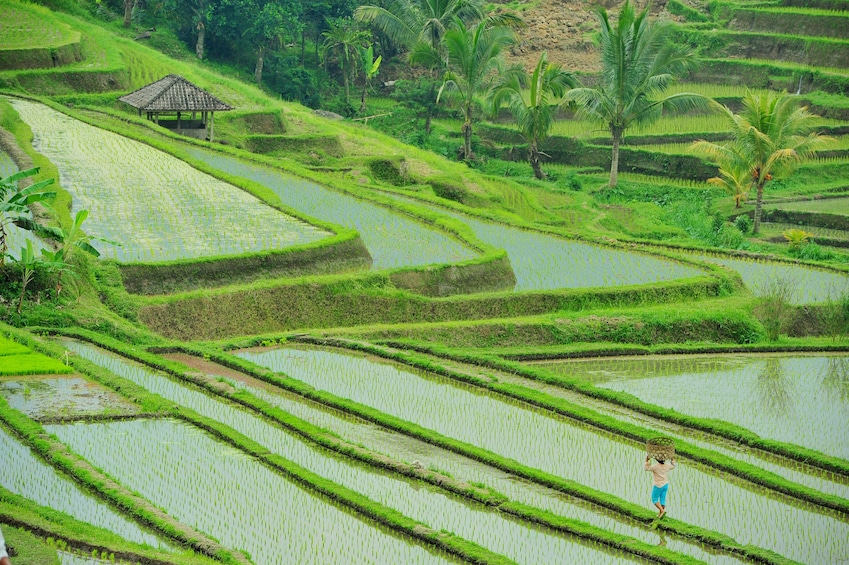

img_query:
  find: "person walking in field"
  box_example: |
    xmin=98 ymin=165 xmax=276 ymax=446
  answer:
xmin=0 ymin=524 xmax=11 ymax=565
xmin=645 ymin=454 xmax=676 ymax=518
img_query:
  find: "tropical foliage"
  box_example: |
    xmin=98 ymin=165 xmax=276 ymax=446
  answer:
xmin=0 ymin=167 xmax=56 ymax=268
xmin=489 ymin=52 xmax=576 ymax=179
xmin=692 ymin=91 xmax=834 ymax=234
xmin=565 ymin=0 xmax=706 ymax=187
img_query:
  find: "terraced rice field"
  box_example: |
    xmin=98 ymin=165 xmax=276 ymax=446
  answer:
xmin=0 ymin=376 xmax=139 ymax=420
xmin=49 ymin=418 xmax=462 ymax=565
xmin=187 ymin=149 xmax=478 ymax=268
xmin=7 ymin=98 xmax=330 ymax=263
xmin=0 ymin=425 xmax=169 ymax=549
xmin=534 ymin=353 xmax=849 ymax=460
xmin=386 ymin=195 xmax=704 ymax=290
xmin=768 ymin=196 xmax=849 ymax=215
xmin=0 ymin=5 xmax=75 ymax=49
xmin=62 ymin=340 xmax=654 ymax=565
xmin=163 ymin=351 xmax=748 ymax=565
xmin=692 ymin=252 xmax=849 ymax=303
xmin=236 ymin=345 xmax=849 ymax=565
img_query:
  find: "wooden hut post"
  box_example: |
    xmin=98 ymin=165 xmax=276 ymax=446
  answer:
xmin=209 ymin=111 xmax=215 ymax=142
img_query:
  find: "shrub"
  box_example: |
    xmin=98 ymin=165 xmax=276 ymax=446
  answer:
xmin=428 ymin=176 xmax=469 ymax=203
xmin=820 ymin=284 xmax=849 ymax=341
xmin=734 ymin=214 xmax=752 ymax=234
xmin=272 ymin=65 xmax=321 ymax=108
xmin=783 ymin=228 xmax=812 ymax=252
xmin=754 ymin=275 xmax=798 ymax=341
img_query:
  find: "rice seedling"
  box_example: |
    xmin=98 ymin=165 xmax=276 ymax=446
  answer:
xmin=63 ymin=341 xmax=651 ymax=565
xmin=188 ymin=149 xmax=477 ymax=268
xmin=237 ymin=345 xmax=849 ymax=565
xmin=692 ymin=253 xmax=849 ymax=304
xmin=47 ymin=417 xmax=462 ymax=565
xmin=387 ymin=194 xmax=703 ymax=290
xmin=0 ymin=425 xmax=170 ymax=549
xmin=7 ymin=99 xmax=331 ymax=263
xmin=0 ymin=353 xmax=73 ymax=376
xmin=508 ymin=356 xmax=849 ymax=497
xmin=181 ymin=353 xmax=745 ymax=565
xmin=0 ymin=335 xmax=30 ymax=356
xmin=761 ymin=222 xmax=849 ymax=240
xmin=538 ymin=354 xmax=849 ymax=460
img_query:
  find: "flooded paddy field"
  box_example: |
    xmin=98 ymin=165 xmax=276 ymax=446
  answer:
xmin=47 ymin=418 xmax=462 ymax=565
xmin=237 ymin=345 xmax=849 ymax=565
xmin=163 ymin=352 xmax=746 ymax=565
xmin=0 ymin=375 xmax=139 ymax=421
xmin=62 ymin=340 xmax=655 ymax=565
xmin=187 ymin=149 xmax=477 ymax=269
xmin=0 ymin=425 xmax=169 ymax=550
xmin=533 ymin=354 xmax=849 ymax=460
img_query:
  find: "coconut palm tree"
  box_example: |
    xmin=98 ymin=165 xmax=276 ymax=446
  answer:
xmin=692 ymin=90 xmax=832 ymax=234
xmin=321 ymin=19 xmax=370 ymax=106
xmin=355 ymin=0 xmax=485 ymax=52
xmin=565 ymin=0 xmax=706 ymax=188
xmin=489 ymin=52 xmax=576 ymax=179
xmin=412 ymin=17 xmax=514 ymax=161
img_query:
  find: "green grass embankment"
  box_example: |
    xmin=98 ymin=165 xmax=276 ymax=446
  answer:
xmin=3 ymin=326 xmax=520 ymax=565
xmin=48 ymin=327 xmax=717 ymax=565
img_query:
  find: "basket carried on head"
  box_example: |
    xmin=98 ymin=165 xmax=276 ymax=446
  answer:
xmin=646 ymin=437 xmax=675 ymax=461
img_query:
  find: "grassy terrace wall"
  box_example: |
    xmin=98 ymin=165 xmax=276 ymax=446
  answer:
xmin=727 ymin=7 xmax=849 ymax=40
xmin=137 ymin=267 xmax=727 ymax=340
xmin=117 ymin=230 xmax=372 ymax=295
xmin=691 ymin=59 xmax=849 ymax=95
xmin=0 ymin=41 xmax=83 ymax=71
xmin=673 ymin=29 xmax=849 ymax=70
xmin=243 ymin=133 xmax=344 ymax=157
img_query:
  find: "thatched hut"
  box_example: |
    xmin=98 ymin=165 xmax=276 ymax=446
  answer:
xmin=119 ymin=74 xmax=232 ymax=141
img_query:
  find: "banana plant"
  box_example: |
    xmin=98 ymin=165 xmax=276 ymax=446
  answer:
xmin=16 ymin=240 xmax=68 ymax=314
xmin=1 ymin=167 xmax=57 ymax=267
xmin=359 ymin=44 xmax=382 ymax=113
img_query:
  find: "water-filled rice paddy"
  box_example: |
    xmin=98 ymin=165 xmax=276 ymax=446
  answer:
xmin=761 ymin=222 xmax=849 ymax=241
xmin=63 ymin=341 xmax=648 ymax=565
xmin=48 ymin=418 xmax=460 ymax=565
xmin=693 ymin=253 xmax=849 ymax=303
xmin=386 ymin=195 xmax=703 ymax=290
xmin=536 ymin=354 xmax=849 ymax=460
xmin=238 ymin=345 xmax=849 ymax=565
xmin=187 ymin=149 xmax=477 ymax=269
xmin=166 ymin=352 xmax=746 ymax=565
xmin=0 ymin=376 xmax=139 ymax=420
xmin=0 ymin=425 xmax=168 ymax=549
xmin=7 ymin=98 xmax=330 ymax=263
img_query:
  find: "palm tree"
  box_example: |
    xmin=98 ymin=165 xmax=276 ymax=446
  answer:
xmin=0 ymin=168 xmax=56 ymax=268
xmin=565 ymin=0 xmax=706 ymax=188
xmin=412 ymin=17 xmax=514 ymax=161
xmin=355 ymin=0 xmax=486 ymax=52
xmin=489 ymin=52 xmax=576 ymax=179
xmin=321 ymin=19 xmax=370 ymax=106
xmin=692 ymin=91 xmax=832 ymax=234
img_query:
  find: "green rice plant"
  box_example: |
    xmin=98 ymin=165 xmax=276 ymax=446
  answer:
xmin=754 ymin=274 xmax=798 ymax=340
xmin=8 ymin=99 xmax=330 ymax=263
xmin=771 ymin=196 xmax=849 ymax=216
xmin=0 ymin=424 xmax=169 ymax=549
xmin=0 ymin=353 xmax=73 ymax=376
xmin=0 ymin=335 xmax=29 ymax=356
xmin=238 ymin=345 xmax=849 ymax=565
xmin=0 ymin=4 xmax=77 ymax=50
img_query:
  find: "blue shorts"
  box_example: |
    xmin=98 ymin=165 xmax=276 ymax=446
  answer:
xmin=651 ymin=484 xmax=669 ymax=506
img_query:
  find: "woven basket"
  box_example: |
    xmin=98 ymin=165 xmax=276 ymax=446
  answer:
xmin=646 ymin=437 xmax=675 ymax=461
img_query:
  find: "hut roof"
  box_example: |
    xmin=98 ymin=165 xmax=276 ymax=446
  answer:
xmin=119 ymin=74 xmax=233 ymax=112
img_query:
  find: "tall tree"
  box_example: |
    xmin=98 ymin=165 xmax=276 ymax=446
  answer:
xmin=412 ymin=17 xmax=514 ymax=161
xmin=242 ymin=0 xmax=303 ymax=85
xmin=692 ymin=91 xmax=832 ymax=234
xmin=489 ymin=52 xmax=575 ymax=179
xmin=355 ymin=0 xmax=485 ymax=52
xmin=565 ymin=0 xmax=705 ymax=187
xmin=321 ymin=18 xmax=370 ymax=106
